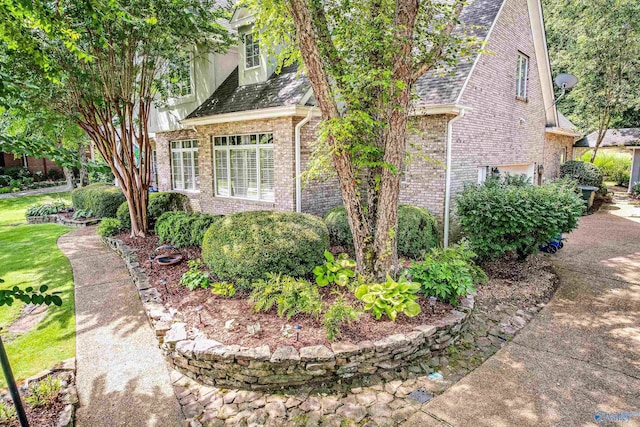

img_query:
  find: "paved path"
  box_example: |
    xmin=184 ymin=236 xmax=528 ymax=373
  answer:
xmin=419 ymin=192 xmax=640 ymax=427
xmin=0 ymin=183 xmax=72 ymax=199
xmin=59 ymin=227 xmax=183 ymax=427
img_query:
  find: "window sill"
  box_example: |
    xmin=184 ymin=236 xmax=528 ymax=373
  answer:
xmin=244 ymin=65 xmax=261 ymax=71
xmin=171 ymin=189 xmax=200 ymax=197
xmin=214 ymin=194 xmax=275 ymax=205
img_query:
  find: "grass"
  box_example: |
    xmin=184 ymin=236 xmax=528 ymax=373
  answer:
xmin=0 ymin=192 xmax=74 ymax=387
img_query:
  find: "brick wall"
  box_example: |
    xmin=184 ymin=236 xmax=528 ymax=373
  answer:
xmin=543 ymin=132 xmax=575 ymax=180
xmin=0 ymin=153 xmax=62 ymax=175
xmin=400 ymin=115 xmax=449 ymax=220
xmin=452 ymin=0 xmax=548 ymax=194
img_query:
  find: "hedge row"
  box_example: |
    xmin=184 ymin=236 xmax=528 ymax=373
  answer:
xmin=155 ymin=211 xmax=222 ymax=248
xmin=71 ymin=183 xmax=126 ymax=218
xmin=117 ymin=192 xmax=191 ymax=229
xmin=324 ymin=205 xmax=439 ymax=259
xmin=202 ymin=211 xmax=329 ymax=284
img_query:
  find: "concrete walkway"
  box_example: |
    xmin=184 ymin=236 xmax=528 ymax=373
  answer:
xmin=419 ymin=192 xmax=640 ymax=426
xmin=59 ymin=227 xmax=183 ymax=427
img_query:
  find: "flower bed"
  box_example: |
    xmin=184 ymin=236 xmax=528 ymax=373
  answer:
xmin=26 ymin=213 xmax=100 ymax=227
xmin=103 ymin=235 xmax=475 ymax=391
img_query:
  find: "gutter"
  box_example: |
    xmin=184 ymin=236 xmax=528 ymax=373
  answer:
xmin=180 ymin=105 xmax=319 ymax=127
xmin=444 ymin=109 xmax=466 ymax=248
xmin=295 ymin=107 xmax=316 ymax=212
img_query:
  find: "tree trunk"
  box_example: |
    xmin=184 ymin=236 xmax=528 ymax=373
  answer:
xmin=78 ymin=145 xmax=89 ymax=186
xmin=63 ymin=167 xmax=75 ymax=189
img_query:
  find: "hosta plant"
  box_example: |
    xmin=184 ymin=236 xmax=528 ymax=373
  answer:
xmin=354 ymin=274 xmax=421 ymax=321
xmin=313 ymin=250 xmax=356 ymax=287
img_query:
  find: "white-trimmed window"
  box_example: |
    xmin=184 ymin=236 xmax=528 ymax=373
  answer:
xmin=516 ymin=53 xmax=529 ymax=100
xmin=244 ymin=33 xmax=260 ymax=69
xmin=171 ymin=140 xmax=199 ymax=191
xmin=213 ymin=133 xmax=274 ymax=201
xmin=168 ymin=54 xmax=192 ymax=98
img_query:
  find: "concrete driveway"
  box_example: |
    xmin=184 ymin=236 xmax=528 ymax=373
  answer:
xmin=419 ymin=192 xmax=640 ymax=427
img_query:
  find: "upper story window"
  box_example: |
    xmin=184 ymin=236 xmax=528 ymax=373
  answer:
xmin=244 ymin=33 xmax=260 ymax=69
xmin=213 ymin=133 xmax=274 ymax=202
xmin=516 ymin=53 xmax=529 ymax=100
xmin=167 ymin=54 xmax=192 ymax=99
xmin=171 ymin=140 xmax=199 ymax=191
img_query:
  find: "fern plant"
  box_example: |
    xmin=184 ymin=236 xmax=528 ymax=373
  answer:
xmin=313 ymin=250 xmax=356 ymax=287
xmin=180 ymin=259 xmax=211 ymax=290
xmin=323 ymin=295 xmax=361 ymax=341
xmin=250 ymin=274 xmax=322 ymax=320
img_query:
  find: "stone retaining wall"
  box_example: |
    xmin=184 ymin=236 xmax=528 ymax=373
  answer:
xmin=27 ymin=213 xmax=101 ymax=227
xmin=103 ymin=236 xmax=475 ymax=391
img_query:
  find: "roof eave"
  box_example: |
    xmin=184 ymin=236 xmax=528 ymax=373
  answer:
xmin=410 ymin=104 xmax=473 ymax=116
xmin=546 ymin=127 xmax=581 ymax=138
xmin=180 ymin=105 xmax=321 ymax=126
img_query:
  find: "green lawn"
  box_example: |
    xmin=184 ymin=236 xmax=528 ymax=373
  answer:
xmin=0 ymin=192 xmax=74 ymax=387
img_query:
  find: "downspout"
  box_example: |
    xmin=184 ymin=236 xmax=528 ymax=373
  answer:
xmin=295 ymin=108 xmax=316 ymax=213
xmin=443 ymin=109 xmax=466 ymax=248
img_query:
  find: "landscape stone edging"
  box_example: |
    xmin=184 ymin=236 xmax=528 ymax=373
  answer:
xmin=103 ymin=236 xmax=475 ymax=391
xmin=26 ymin=213 xmax=101 ymax=227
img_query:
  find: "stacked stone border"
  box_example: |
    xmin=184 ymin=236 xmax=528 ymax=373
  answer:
xmin=103 ymin=236 xmax=475 ymax=391
xmin=26 ymin=214 xmax=101 ymax=227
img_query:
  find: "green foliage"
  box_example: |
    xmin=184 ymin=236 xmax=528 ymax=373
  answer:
xmin=632 ymin=183 xmax=640 ymax=197
xmin=0 ymin=400 xmax=16 ymax=423
xmin=313 ymin=251 xmax=356 ymax=287
xmin=456 ymin=180 xmax=584 ymax=260
xmin=72 ymin=209 xmax=93 ymax=219
xmin=87 ymin=160 xmax=115 ymax=184
xmin=155 ymin=211 xmax=222 ymax=247
xmin=250 ymin=274 xmax=323 ymax=320
xmin=0 ymin=279 xmax=63 ymax=307
xmin=581 ymin=151 xmax=632 ymax=186
xmin=25 ymin=201 xmax=66 ymax=217
xmin=0 ymin=175 xmax=10 ymax=186
xmin=560 ymin=160 xmax=605 ymax=192
xmin=408 ymin=242 xmax=486 ymax=306
xmin=117 ymin=192 xmax=191 ymax=230
xmin=0 ymin=167 xmax=30 ymax=179
xmin=324 ymin=205 xmax=439 ymax=258
xmin=25 ymin=375 xmax=62 ymax=408
xmin=180 ymin=259 xmax=211 ymax=291
xmin=96 ymin=218 xmax=122 ymax=237
xmin=210 ymin=282 xmax=236 ymax=298
xmin=202 ymin=211 xmax=329 ymax=283
xmin=71 ymin=183 xmax=126 ymax=218
xmin=323 ymin=295 xmax=361 ymax=341
xmin=354 ymin=275 xmax=421 ymax=321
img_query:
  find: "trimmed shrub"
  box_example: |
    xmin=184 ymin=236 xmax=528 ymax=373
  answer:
xmin=456 ymin=180 xmax=584 ymax=260
xmin=0 ymin=167 xmax=30 ymax=180
xmin=97 ymin=218 xmax=122 ymax=237
xmin=631 ymin=183 xmax=640 ymax=197
xmin=323 ymin=205 xmax=439 ymax=258
xmin=155 ymin=211 xmax=222 ymax=247
xmin=71 ymin=183 xmax=126 ymax=218
xmin=560 ymin=160 xmax=605 ymax=194
xmin=202 ymin=211 xmax=329 ymax=283
xmin=581 ymin=151 xmax=631 ymax=186
xmin=117 ymin=192 xmax=191 ymax=230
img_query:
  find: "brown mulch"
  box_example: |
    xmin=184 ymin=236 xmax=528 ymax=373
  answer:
xmin=118 ymin=233 xmax=455 ymax=349
xmin=478 ymin=253 xmax=559 ymax=308
xmin=3 ymin=379 xmax=67 ymax=427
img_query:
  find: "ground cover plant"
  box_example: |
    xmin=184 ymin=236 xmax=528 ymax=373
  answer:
xmin=25 ymin=201 xmax=67 ymax=217
xmin=0 ymin=192 xmax=74 ymax=387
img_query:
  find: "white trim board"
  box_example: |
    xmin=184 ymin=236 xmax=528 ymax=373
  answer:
xmin=180 ymin=106 xmax=321 ymax=126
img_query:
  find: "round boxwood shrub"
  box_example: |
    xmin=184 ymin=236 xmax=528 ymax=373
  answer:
xmin=117 ymin=192 xmax=191 ymax=230
xmin=71 ymin=183 xmax=126 ymax=218
xmin=97 ymin=218 xmax=122 ymax=237
xmin=560 ymin=160 xmax=605 ymax=193
xmin=155 ymin=211 xmax=222 ymax=247
xmin=202 ymin=211 xmax=329 ymax=283
xmin=323 ymin=205 xmax=439 ymax=259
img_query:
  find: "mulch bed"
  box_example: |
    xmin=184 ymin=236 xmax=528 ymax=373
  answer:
xmin=479 ymin=253 xmax=559 ymax=308
xmin=2 ymin=375 xmax=68 ymax=427
xmin=118 ymin=233 xmax=455 ymax=349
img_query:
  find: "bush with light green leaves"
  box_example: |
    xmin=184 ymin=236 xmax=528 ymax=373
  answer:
xmin=354 ymin=274 xmax=421 ymax=321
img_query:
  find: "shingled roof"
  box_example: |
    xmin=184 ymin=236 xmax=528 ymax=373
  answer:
xmin=186 ymin=0 xmax=505 ymax=119
xmin=574 ymin=128 xmax=640 ymax=148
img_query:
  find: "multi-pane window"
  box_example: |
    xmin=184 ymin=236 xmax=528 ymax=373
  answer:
xmin=244 ymin=33 xmax=260 ymax=69
xmin=213 ymin=133 xmax=274 ymax=202
xmin=516 ymin=53 xmax=529 ymax=100
xmin=168 ymin=54 xmax=192 ymax=98
xmin=171 ymin=140 xmax=199 ymax=191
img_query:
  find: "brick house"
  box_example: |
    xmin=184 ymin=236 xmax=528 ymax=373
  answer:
xmin=0 ymin=152 xmax=62 ymax=177
xmin=148 ymin=0 xmax=579 ymax=245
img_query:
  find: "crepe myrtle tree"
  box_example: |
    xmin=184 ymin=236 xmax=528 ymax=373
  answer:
xmin=245 ymin=0 xmax=478 ymax=277
xmin=1 ymin=0 xmax=233 ymax=236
